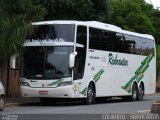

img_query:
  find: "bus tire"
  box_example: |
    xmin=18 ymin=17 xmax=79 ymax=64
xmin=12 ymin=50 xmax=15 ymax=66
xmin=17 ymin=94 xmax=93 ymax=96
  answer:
xmin=137 ymin=83 xmax=144 ymax=101
xmin=86 ymin=83 xmax=95 ymax=105
xmin=0 ymin=95 xmax=5 ymax=111
xmin=131 ymin=83 xmax=138 ymax=101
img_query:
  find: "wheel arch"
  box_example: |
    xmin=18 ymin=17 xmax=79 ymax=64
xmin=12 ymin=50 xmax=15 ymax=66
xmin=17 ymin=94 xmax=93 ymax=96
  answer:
xmin=0 ymin=94 xmax=5 ymax=98
xmin=132 ymin=81 xmax=138 ymax=88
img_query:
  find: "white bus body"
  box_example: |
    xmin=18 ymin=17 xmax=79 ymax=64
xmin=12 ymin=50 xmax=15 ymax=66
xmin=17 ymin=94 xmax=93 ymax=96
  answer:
xmin=18 ymin=21 xmax=156 ymax=104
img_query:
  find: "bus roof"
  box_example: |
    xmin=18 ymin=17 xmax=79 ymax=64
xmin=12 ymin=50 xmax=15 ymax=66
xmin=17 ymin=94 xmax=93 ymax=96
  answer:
xmin=32 ymin=20 xmax=154 ymax=40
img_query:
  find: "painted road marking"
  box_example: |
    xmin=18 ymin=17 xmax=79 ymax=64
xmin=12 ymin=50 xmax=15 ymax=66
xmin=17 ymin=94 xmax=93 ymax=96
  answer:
xmin=137 ymin=109 xmax=150 ymax=113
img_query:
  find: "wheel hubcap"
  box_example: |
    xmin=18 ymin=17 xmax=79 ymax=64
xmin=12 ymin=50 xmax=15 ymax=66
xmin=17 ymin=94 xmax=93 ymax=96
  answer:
xmin=139 ymin=87 xmax=144 ymax=99
xmin=133 ymin=91 xmax=137 ymax=99
xmin=88 ymin=89 xmax=93 ymax=103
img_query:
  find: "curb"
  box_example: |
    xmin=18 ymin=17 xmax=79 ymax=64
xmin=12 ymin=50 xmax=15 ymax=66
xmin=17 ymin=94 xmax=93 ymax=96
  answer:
xmin=5 ymin=97 xmax=40 ymax=107
xmin=5 ymin=101 xmax=39 ymax=107
xmin=5 ymin=103 xmax=23 ymax=107
xmin=151 ymin=102 xmax=160 ymax=113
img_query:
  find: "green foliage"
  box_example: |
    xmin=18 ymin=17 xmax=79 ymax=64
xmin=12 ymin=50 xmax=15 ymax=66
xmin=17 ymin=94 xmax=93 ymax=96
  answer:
xmin=0 ymin=15 xmax=31 ymax=58
xmin=0 ymin=0 xmax=160 ymax=59
xmin=0 ymin=0 xmax=47 ymax=59
xmin=151 ymin=9 xmax=160 ymax=44
xmin=18 ymin=0 xmax=47 ymax=21
xmin=108 ymin=0 xmax=160 ymax=44
xmin=108 ymin=0 xmax=154 ymax=33
xmin=40 ymin=0 xmax=109 ymax=21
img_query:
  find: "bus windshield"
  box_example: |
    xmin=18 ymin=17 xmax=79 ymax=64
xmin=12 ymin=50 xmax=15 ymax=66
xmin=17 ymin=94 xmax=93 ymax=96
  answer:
xmin=21 ymin=46 xmax=73 ymax=79
xmin=25 ymin=24 xmax=75 ymax=42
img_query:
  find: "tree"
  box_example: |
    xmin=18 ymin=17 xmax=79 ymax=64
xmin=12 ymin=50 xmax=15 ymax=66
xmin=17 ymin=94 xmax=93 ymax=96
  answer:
xmin=151 ymin=9 xmax=160 ymax=44
xmin=108 ymin=0 xmax=155 ymax=34
xmin=40 ymin=0 xmax=109 ymax=21
xmin=0 ymin=0 xmax=47 ymax=59
xmin=0 ymin=0 xmax=47 ymax=96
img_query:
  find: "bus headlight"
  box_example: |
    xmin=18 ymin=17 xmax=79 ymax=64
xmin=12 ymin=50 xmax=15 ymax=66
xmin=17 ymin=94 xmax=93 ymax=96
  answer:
xmin=21 ymin=81 xmax=30 ymax=87
xmin=58 ymin=81 xmax=72 ymax=87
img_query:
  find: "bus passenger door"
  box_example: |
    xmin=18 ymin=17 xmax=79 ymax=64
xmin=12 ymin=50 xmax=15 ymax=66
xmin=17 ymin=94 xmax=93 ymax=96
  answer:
xmin=73 ymin=25 xmax=87 ymax=96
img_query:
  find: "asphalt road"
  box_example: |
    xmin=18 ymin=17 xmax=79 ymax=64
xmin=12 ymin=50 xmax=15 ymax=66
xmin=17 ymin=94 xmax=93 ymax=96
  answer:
xmin=1 ymin=94 xmax=160 ymax=114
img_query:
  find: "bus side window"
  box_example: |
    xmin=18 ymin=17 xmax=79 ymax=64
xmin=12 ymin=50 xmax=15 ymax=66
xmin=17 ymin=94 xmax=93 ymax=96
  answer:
xmin=89 ymin=28 xmax=102 ymax=50
xmin=133 ymin=37 xmax=143 ymax=55
xmin=89 ymin=28 xmax=112 ymax=51
xmin=143 ymin=38 xmax=154 ymax=56
xmin=102 ymin=30 xmax=112 ymax=51
xmin=112 ymin=32 xmax=123 ymax=52
xmin=123 ymin=34 xmax=135 ymax=54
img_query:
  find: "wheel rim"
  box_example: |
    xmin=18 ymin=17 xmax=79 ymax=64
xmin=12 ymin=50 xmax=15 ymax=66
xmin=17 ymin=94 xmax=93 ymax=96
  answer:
xmin=0 ymin=97 xmax=5 ymax=110
xmin=87 ymin=89 xmax=93 ymax=104
xmin=139 ymin=85 xmax=144 ymax=100
xmin=133 ymin=90 xmax=137 ymax=100
xmin=132 ymin=85 xmax=137 ymax=101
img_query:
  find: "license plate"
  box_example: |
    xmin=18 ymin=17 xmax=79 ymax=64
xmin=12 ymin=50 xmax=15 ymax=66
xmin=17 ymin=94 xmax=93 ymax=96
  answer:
xmin=39 ymin=91 xmax=48 ymax=95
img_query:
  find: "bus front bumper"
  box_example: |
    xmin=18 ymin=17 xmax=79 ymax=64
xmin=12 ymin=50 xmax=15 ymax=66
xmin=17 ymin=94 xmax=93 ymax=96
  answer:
xmin=21 ymin=85 xmax=75 ymax=98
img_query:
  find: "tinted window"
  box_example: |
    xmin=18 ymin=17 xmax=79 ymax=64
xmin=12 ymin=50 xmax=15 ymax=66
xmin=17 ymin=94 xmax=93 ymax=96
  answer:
xmin=89 ymin=27 xmax=154 ymax=56
xmin=142 ymin=38 xmax=154 ymax=56
xmin=25 ymin=24 xmax=75 ymax=42
xmin=89 ymin=27 xmax=112 ymax=51
xmin=102 ymin=30 xmax=112 ymax=51
xmin=123 ymin=34 xmax=154 ymax=56
xmin=123 ymin=35 xmax=136 ymax=54
xmin=112 ymin=32 xmax=123 ymax=52
xmin=76 ymin=26 xmax=87 ymax=47
xmin=89 ymin=28 xmax=102 ymax=50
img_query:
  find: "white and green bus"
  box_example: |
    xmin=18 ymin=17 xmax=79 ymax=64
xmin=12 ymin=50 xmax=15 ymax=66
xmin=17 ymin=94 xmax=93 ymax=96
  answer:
xmin=11 ymin=21 xmax=156 ymax=104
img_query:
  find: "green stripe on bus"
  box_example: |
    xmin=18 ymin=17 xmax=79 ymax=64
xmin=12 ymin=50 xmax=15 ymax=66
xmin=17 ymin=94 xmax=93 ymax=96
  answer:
xmin=122 ymin=76 xmax=136 ymax=90
xmin=47 ymin=79 xmax=63 ymax=86
xmin=80 ymin=87 xmax=87 ymax=96
xmin=122 ymin=54 xmax=153 ymax=93
xmin=80 ymin=69 xmax=104 ymax=96
xmin=93 ymin=69 xmax=104 ymax=83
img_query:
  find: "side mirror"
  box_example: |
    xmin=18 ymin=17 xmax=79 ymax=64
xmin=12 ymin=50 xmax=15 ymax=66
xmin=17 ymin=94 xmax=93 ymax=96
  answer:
xmin=10 ymin=54 xmax=18 ymax=69
xmin=69 ymin=52 xmax=77 ymax=68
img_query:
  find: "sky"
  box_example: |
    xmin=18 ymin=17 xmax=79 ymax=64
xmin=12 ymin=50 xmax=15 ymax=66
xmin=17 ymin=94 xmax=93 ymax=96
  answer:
xmin=145 ymin=0 xmax=160 ymax=9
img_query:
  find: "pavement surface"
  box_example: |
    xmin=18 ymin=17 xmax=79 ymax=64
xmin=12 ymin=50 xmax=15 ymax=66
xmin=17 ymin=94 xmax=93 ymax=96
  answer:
xmin=5 ymin=97 xmax=40 ymax=107
xmin=5 ymin=92 xmax=160 ymax=107
xmin=2 ymin=94 xmax=160 ymax=120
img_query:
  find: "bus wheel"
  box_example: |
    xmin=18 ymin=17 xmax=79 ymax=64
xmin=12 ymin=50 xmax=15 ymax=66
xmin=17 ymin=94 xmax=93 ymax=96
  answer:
xmin=131 ymin=83 xmax=138 ymax=101
xmin=86 ymin=83 xmax=95 ymax=105
xmin=137 ymin=84 xmax=144 ymax=101
xmin=0 ymin=95 xmax=5 ymax=111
